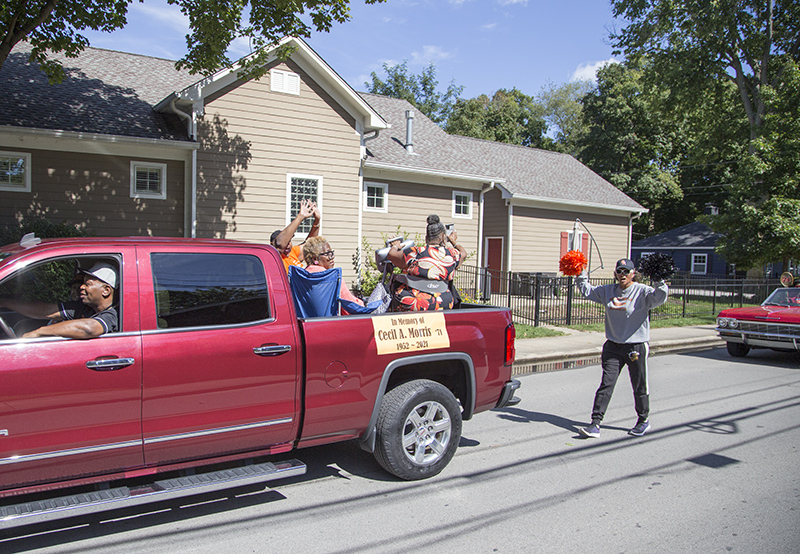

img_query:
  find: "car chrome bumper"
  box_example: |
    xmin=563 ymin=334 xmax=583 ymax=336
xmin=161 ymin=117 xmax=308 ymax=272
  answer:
xmin=716 ymin=329 xmax=800 ymax=351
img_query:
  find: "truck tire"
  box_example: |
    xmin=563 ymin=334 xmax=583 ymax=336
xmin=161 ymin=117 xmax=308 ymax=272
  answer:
xmin=726 ymin=342 xmax=750 ymax=357
xmin=374 ymin=379 xmax=462 ymax=480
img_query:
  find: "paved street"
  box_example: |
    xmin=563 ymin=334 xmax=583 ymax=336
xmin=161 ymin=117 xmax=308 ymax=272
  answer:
xmin=3 ymin=346 xmax=799 ymax=554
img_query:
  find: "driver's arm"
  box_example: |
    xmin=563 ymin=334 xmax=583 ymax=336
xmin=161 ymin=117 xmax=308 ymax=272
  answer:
xmin=22 ymin=318 xmax=105 ymax=339
xmin=0 ymin=298 xmax=61 ymax=320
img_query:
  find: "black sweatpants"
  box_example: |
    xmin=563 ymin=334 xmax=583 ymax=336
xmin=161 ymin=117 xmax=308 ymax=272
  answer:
xmin=590 ymin=340 xmax=650 ymax=425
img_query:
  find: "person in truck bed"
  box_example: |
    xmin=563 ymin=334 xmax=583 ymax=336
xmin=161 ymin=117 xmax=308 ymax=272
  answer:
xmin=303 ymin=236 xmax=364 ymax=311
xmin=271 ymin=198 xmax=321 ymax=272
xmin=0 ymin=261 xmax=118 ymax=339
xmin=385 ymin=214 xmax=467 ymax=312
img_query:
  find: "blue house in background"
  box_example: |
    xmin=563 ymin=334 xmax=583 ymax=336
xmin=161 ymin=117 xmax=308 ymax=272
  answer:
xmin=631 ymin=221 xmax=734 ymax=277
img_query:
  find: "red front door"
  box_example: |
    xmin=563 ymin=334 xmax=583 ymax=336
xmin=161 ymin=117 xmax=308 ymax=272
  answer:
xmin=486 ymin=238 xmax=504 ymax=294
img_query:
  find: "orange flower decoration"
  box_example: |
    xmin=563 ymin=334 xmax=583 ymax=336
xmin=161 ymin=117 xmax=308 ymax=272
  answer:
xmin=559 ymin=250 xmax=588 ymax=276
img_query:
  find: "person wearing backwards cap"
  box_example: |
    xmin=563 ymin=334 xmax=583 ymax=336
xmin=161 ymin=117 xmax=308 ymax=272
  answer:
xmin=271 ymin=198 xmax=321 ymax=272
xmin=575 ymin=258 xmax=669 ymax=438
xmin=0 ymin=261 xmax=119 ymax=339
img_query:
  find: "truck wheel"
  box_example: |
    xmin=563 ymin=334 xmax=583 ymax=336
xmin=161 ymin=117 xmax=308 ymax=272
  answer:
xmin=374 ymin=379 xmax=462 ymax=480
xmin=726 ymin=342 xmax=750 ymax=357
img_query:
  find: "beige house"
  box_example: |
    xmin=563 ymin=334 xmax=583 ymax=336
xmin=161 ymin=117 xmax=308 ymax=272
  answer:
xmin=360 ymin=94 xmax=646 ymax=279
xmin=1 ymin=37 xmax=644 ymax=283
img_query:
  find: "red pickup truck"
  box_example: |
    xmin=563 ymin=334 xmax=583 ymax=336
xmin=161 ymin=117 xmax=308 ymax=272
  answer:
xmin=0 ymin=236 xmax=519 ymax=528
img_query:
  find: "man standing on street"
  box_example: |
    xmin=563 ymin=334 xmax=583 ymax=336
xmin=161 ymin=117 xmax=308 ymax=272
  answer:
xmin=576 ymin=258 xmax=669 ymax=438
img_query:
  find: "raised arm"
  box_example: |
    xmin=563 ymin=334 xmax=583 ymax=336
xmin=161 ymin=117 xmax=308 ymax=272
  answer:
xmin=273 ymin=199 xmax=320 ymax=251
xmin=446 ymin=230 xmax=468 ymax=263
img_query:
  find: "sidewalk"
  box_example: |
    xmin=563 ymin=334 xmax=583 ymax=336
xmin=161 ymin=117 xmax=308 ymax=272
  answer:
xmin=513 ymin=324 xmax=724 ymax=366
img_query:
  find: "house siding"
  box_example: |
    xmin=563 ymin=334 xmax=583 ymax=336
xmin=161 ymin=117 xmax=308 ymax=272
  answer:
xmin=360 ymin=178 xmax=480 ymax=262
xmin=195 ymin=60 xmax=362 ymax=281
xmin=0 ymin=148 xmax=185 ymax=237
xmin=510 ymin=207 xmax=629 ymax=277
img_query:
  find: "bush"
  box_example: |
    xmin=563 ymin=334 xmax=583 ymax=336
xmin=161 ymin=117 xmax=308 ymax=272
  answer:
xmin=352 ymin=227 xmax=420 ymax=298
xmin=1 ymin=218 xmax=92 ymax=247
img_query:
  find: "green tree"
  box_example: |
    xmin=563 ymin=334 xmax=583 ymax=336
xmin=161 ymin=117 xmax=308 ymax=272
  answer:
xmin=610 ymin=0 xmax=799 ymax=266
xmin=445 ymin=88 xmax=547 ymax=148
xmin=1 ymin=0 xmax=385 ymax=83
xmin=364 ymin=60 xmax=463 ymax=125
xmin=610 ymin=0 xmax=800 ymax=145
xmin=536 ymin=80 xmax=594 ymax=156
xmin=579 ymin=61 xmax=683 ymax=237
xmin=708 ymin=60 xmax=800 ymax=269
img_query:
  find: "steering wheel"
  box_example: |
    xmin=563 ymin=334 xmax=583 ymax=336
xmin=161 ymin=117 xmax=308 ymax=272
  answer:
xmin=0 ymin=314 xmax=16 ymax=339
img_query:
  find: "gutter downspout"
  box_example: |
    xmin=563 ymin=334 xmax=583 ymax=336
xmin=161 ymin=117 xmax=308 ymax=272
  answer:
xmin=170 ymin=98 xmax=199 ymax=238
xmin=358 ymin=128 xmax=381 ymax=285
xmin=507 ymin=201 xmax=514 ymax=274
xmin=628 ymin=211 xmax=642 ymax=258
xmin=477 ymin=183 xmax=496 ymax=268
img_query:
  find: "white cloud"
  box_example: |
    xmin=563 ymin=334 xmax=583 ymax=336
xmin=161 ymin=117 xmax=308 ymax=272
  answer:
xmin=571 ymin=58 xmax=620 ymax=82
xmin=410 ymin=45 xmax=455 ymax=66
xmin=131 ymin=3 xmax=189 ymax=33
xmin=481 ymin=23 xmax=498 ymax=31
xmin=227 ymin=36 xmax=253 ymax=58
xmin=497 ymin=0 xmax=529 ymax=5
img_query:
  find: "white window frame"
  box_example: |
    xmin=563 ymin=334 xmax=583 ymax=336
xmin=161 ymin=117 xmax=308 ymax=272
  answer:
xmin=691 ymin=253 xmax=708 ymax=274
xmin=270 ymin=68 xmax=301 ymax=95
xmin=130 ymin=161 xmax=167 ymax=199
xmin=452 ymin=191 xmax=473 ymax=219
xmin=286 ymin=173 xmax=322 ymax=238
xmin=567 ymin=230 xmax=585 ymax=252
xmin=0 ymin=151 xmax=31 ymax=192
xmin=363 ymin=181 xmax=388 ymax=213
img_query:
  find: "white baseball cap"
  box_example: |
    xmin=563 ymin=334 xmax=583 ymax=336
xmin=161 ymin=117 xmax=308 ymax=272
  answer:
xmin=81 ymin=262 xmax=117 ymax=288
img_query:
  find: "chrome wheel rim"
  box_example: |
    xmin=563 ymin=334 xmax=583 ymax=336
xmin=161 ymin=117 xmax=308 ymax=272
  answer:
xmin=402 ymin=400 xmax=451 ymax=465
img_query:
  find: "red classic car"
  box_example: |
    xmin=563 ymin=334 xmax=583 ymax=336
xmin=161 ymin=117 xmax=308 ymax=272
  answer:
xmin=716 ymin=272 xmax=800 ymax=357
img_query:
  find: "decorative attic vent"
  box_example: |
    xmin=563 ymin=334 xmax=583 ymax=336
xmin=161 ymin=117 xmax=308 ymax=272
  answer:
xmin=271 ymin=69 xmax=300 ymax=95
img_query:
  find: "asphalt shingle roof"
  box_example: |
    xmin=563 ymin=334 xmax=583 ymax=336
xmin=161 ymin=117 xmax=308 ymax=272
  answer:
xmin=0 ymin=44 xmax=197 ymax=141
xmin=360 ymin=93 xmax=643 ymax=211
xmin=632 ymin=221 xmax=720 ymax=248
xmin=1 ymin=46 xmax=642 ymax=212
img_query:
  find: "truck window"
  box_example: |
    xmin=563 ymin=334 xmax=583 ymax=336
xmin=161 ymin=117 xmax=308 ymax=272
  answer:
xmin=0 ymin=256 xmax=121 ymax=338
xmin=151 ymin=253 xmax=270 ymax=329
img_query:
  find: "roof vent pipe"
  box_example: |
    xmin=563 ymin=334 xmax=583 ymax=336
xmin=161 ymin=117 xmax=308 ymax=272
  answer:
xmin=405 ymin=110 xmax=414 ymax=154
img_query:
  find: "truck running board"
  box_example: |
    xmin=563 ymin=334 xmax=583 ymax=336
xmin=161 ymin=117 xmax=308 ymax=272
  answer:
xmin=0 ymin=459 xmax=306 ymax=530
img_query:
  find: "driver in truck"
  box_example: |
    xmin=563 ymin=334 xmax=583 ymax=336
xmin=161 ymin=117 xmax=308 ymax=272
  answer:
xmin=0 ymin=261 xmax=118 ymax=339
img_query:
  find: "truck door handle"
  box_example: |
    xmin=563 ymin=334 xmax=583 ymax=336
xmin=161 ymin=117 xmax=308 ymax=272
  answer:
xmin=86 ymin=357 xmax=135 ymax=371
xmin=253 ymin=345 xmax=292 ymax=356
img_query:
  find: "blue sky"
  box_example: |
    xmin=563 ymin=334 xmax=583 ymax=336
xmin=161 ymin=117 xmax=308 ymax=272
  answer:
xmin=82 ymin=0 xmax=623 ymax=98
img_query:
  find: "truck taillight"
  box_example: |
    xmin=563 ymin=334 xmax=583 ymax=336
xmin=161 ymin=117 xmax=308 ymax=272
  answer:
xmin=505 ymin=324 xmax=516 ymax=366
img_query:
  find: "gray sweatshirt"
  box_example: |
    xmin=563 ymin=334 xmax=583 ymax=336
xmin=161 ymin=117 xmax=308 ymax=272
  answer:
xmin=576 ymin=274 xmax=669 ymax=343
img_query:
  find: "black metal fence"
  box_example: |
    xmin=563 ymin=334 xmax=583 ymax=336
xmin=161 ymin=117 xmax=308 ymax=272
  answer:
xmin=453 ymin=264 xmax=780 ymax=327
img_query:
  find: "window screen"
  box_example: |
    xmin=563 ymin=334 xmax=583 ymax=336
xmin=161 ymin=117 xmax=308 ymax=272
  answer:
xmin=151 ymin=253 xmax=270 ymax=329
xmin=453 ymin=192 xmax=472 ymax=217
xmin=691 ymin=254 xmax=708 ymax=274
xmin=289 ymin=175 xmax=319 ymax=235
xmin=0 ymin=151 xmax=30 ymax=191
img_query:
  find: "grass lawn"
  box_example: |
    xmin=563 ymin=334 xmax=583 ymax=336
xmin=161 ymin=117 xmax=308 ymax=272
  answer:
xmin=515 ymin=314 xmax=717 ymax=338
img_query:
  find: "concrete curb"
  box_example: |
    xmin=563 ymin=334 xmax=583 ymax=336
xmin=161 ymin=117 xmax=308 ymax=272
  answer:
xmin=513 ymin=336 xmax=725 ymax=366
